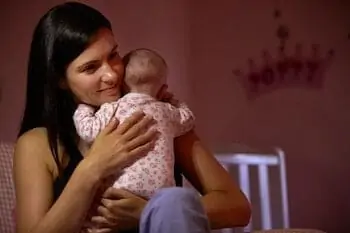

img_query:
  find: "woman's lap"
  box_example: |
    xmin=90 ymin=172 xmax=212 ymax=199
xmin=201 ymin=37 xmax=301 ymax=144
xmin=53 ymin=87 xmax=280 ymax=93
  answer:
xmin=138 ymin=187 xmax=210 ymax=233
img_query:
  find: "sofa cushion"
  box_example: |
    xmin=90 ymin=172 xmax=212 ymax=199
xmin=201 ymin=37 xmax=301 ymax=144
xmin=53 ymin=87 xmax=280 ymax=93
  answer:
xmin=0 ymin=141 xmax=15 ymax=233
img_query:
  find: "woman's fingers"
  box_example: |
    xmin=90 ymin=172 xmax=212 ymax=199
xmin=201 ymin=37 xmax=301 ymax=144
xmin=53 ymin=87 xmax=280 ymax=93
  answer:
xmin=92 ymin=205 xmax=119 ymax=227
xmin=156 ymin=84 xmax=168 ymax=100
xmin=121 ymin=115 xmax=155 ymax=141
xmin=114 ymin=111 xmax=146 ymax=136
xmin=97 ymin=204 xmax=110 ymax=215
xmin=100 ymin=117 xmax=119 ymax=135
xmin=126 ymin=128 xmax=158 ymax=152
xmin=103 ymin=187 xmax=136 ymax=199
xmin=102 ymin=187 xmax=124 ymax=200
xmin=127 ymin=141 xmax=155 ymax=162
xmin=97 ymin=204 xmax=116 ymax=218
xmin=156 ymin=84 xmax=175 ymax=102
xmin=164 ymin=92 xmax=174 ymax=102
xmin=91 ymin=204 xmax=126 ymax=228
xmin=90 ymin=216 xmax=115 ymax=228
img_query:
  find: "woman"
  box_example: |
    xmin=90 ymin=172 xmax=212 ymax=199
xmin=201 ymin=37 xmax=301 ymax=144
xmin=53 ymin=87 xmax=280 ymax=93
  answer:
xmin=13 ymin=2 xmax=251 ymax=233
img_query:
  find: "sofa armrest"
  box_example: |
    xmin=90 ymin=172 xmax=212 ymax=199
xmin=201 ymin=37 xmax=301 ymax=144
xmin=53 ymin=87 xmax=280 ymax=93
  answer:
xmin=0 ymin=141 xmax=16 ymax=233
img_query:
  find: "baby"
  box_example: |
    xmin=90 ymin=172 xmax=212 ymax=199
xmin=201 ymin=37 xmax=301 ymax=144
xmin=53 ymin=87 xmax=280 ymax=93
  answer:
xmin=73 ymin=48 xmax=195 ymax=199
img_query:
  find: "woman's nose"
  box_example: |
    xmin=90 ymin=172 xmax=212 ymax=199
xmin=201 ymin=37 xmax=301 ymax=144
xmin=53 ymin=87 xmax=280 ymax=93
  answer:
xmin=101 ymin=64 xmax=118 ymax=85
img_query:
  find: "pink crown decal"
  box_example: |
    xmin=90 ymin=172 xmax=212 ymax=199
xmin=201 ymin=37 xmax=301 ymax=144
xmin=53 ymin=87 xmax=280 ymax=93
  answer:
xmin=233 ymin=43 xmax=334 ymax=100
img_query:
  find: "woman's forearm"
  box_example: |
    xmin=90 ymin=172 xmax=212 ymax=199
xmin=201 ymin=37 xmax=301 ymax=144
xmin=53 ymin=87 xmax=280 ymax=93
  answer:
xmin=174 ymin=130 xmax=251 ymax=230
xmin=29 ymin=162 xmax=100 ymax=233
xmin=201 ymin=190 xmax=251 ymax=229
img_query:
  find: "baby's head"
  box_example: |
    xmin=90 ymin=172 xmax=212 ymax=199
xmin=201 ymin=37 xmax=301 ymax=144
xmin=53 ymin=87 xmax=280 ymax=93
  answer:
xmin=123 ymin=48 xmax=167 ymax=97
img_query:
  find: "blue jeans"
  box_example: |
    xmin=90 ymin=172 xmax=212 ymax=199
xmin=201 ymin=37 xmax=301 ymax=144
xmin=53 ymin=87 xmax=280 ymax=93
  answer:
xmin=139 ymin=187 xmax=210 ymax=233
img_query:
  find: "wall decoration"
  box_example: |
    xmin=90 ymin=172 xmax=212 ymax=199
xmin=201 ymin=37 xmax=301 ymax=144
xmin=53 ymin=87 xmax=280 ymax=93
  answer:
xmin=233 ymin=5 xmax=335 ymax=100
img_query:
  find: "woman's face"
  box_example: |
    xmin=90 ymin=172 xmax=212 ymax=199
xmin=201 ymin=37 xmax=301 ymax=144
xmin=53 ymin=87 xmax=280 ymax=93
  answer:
xmin=65 ymin=28 xmax=124 ymax=106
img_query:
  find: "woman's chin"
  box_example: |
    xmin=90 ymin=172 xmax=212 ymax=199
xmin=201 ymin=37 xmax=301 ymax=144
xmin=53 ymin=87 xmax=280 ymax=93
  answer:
xmin=100 ymin=94 xmax=120 ymax=104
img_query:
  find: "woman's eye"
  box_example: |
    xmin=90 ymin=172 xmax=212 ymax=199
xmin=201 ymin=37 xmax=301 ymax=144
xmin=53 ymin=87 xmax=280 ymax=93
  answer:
xmin=84 ymin=65 xmax=97 ymax=74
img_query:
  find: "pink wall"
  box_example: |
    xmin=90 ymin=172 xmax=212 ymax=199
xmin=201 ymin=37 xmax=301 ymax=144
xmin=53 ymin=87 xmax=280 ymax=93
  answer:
xmin=1 ymin=1 xmax=349 ymax=232
xmin=188 ymin=1 xmax=350 ymax=232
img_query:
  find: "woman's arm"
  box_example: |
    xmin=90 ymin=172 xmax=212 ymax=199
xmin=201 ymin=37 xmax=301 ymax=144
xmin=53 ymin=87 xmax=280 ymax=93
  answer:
xmin=14 ymin=112 xmax=156 ymax=233
xmin=174 ymin=130 xmax=251 ymax=229
xmin=14 ymin=128 xmax=101 ymax=233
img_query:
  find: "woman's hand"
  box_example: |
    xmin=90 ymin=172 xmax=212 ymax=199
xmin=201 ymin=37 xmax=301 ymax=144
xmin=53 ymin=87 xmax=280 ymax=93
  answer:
xmin=81 ymin=111 xmax=158 ymax=181
xmin=88 ymin=187 xmax=147 ymax=232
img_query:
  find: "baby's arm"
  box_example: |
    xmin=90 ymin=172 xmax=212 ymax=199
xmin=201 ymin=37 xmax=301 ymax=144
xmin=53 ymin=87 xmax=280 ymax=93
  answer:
xmin=73 ymin=103 xmax=117 ymax=143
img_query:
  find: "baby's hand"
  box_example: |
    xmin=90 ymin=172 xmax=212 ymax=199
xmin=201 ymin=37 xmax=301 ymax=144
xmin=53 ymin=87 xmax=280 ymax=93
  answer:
xmin=157 ymin=84 xmax=179 ymax=106
xmin=169 ymin=97 xmax=179 ymax=106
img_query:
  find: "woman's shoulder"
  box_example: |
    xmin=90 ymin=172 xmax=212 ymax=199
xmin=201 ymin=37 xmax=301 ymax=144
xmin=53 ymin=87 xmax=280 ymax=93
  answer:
xmin=16 ymin=127 xmax=49 ymax=149
xmin=15 ymin=127 xmax=57 ymax=174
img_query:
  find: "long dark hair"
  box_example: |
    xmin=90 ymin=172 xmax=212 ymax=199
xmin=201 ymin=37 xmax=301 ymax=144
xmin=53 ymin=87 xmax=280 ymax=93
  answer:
xmin=18 ymin=2 xmax=112 ymax=174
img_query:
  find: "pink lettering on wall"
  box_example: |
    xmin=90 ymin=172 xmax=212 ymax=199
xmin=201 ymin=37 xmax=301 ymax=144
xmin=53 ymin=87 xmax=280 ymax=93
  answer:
xmin=233 ymin=7 xmax=335 ymax=100
xmin=233 ymin=43 xmax=334 ymax=100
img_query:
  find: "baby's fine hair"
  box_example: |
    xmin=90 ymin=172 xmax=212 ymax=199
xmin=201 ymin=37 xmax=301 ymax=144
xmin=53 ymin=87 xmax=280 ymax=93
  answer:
xmin=123 ymin=48 xmax=167 ymax=86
